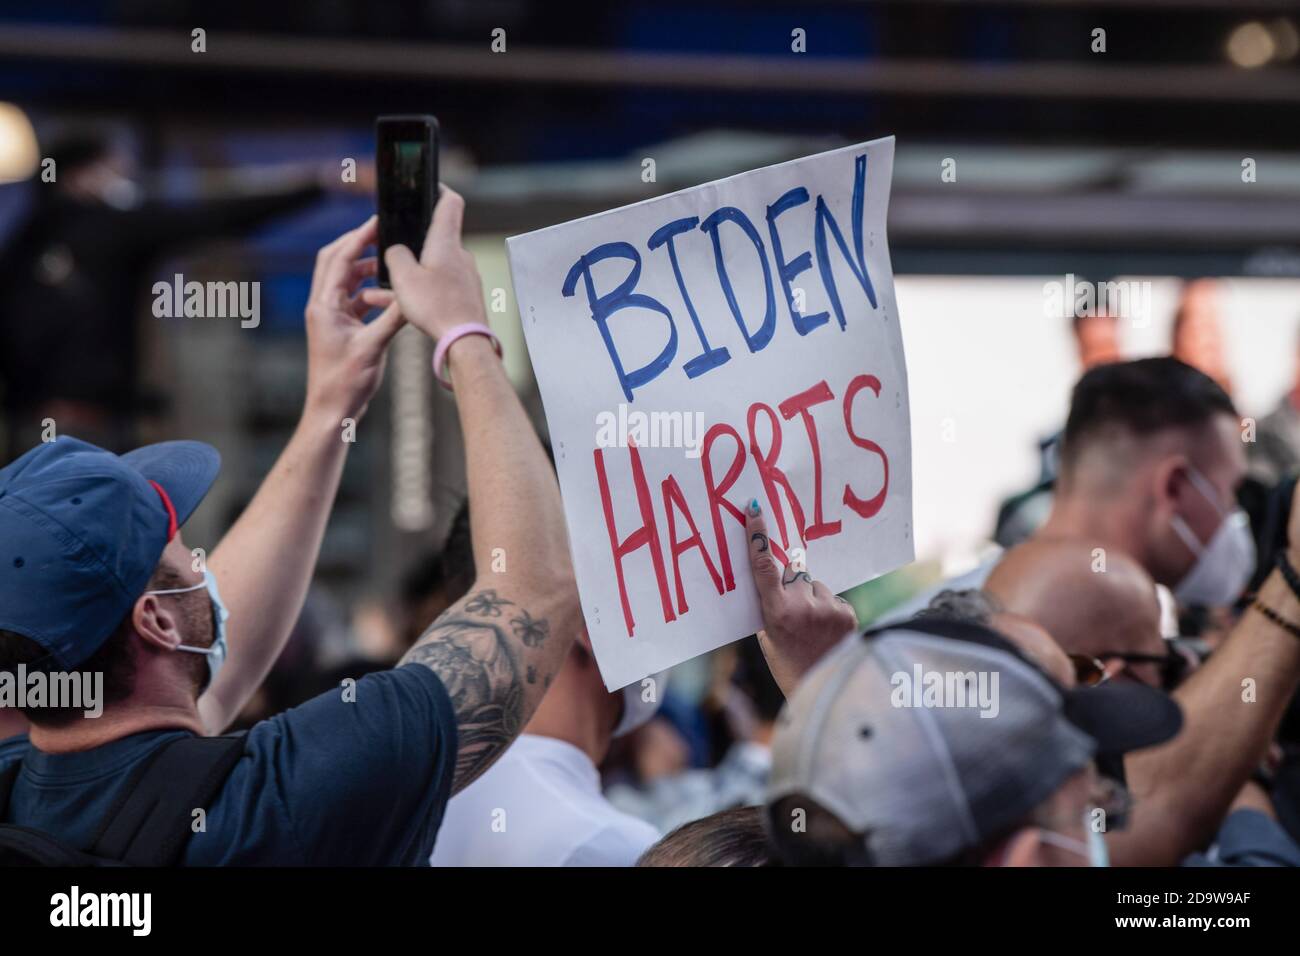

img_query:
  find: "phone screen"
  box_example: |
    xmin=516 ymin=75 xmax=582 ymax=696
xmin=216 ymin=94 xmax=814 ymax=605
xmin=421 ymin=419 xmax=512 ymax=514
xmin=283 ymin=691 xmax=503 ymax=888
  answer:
xmin=377 ymin=116 xmax=438 ymax=288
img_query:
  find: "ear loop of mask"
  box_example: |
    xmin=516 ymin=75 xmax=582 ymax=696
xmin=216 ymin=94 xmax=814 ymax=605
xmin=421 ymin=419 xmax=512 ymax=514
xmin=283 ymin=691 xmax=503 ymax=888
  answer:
xmin=146 ymin=578 xmax=211 ymax=656
xmin=1169 ymin=464 xmax=1256 ymax=608
xmin=142 ymin=483 xmax=228 ymax=687
xmin=1186 ymin=466 xmax=1228 ymax=516
xmin=1170 ymin=467 xmax=1224 ymax=554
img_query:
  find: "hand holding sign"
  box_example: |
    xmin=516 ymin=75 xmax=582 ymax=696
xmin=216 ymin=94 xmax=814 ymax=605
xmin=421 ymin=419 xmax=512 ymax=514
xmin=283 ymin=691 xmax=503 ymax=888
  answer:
xmin=509 ymin=136 xmax=911 ymax=689
xmin=746 ymin=497 xmax=858 ymax=696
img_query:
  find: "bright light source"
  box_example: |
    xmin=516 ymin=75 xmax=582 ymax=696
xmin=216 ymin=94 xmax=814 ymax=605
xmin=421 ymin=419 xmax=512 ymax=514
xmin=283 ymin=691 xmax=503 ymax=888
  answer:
xmin=0 ymin=102 xmax=38 ymax=183
xmin=1227 ymin=21 xmax=1276 ymax=68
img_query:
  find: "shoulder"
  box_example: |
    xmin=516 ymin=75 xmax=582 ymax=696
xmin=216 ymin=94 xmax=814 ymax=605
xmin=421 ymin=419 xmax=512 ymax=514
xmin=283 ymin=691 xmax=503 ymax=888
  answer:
xmin=251 ymin=664 xmax=453 ymax=740
xmin=237 ymin=663 xmax=457 ymax=798
xmin=204 ymin=665 xmax=457 ymax=866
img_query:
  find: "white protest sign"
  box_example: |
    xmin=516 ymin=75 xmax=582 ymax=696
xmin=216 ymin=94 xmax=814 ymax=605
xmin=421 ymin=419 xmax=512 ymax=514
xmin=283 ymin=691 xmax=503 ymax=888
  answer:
xmin=507 ymin=136 xmax=912 ymax=690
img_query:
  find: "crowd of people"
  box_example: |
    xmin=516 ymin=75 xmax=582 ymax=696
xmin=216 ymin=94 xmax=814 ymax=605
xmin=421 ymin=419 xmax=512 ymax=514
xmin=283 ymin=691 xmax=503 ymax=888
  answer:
xmin=4 ymin=184 xmax=1300 ymax=868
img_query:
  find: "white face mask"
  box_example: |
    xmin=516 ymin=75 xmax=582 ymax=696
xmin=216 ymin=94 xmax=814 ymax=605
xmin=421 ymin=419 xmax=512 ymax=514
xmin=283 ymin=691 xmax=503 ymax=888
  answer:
xmin=1169 ymin=467 xmax=1255 ymax=608
xmin=145 ymin=570 xmax=230 ymax=690
xmin=612 ymin=670 xmax=670 ymax=738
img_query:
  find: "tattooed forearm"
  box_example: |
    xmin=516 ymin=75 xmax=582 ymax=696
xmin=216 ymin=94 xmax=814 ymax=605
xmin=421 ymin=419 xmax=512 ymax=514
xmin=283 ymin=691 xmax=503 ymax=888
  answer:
xmin=510 ymin=609 xmax=549 ymax=648
xmin=401 ymin=594 xmax=528 ymax=792
xmin=464 ymin=589 xmax=514 ymax=617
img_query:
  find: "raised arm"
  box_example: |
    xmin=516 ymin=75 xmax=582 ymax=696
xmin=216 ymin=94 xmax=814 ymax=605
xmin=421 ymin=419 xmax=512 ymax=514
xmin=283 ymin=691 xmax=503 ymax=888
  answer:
xmin=378 ymin=188 xmax=580 ymax=793
xmin=1111 ymin=553 xmax=1300 ymax=866
xmin=129 ymin=179 xmax=323 ymax=253
xmin=199 ymin=216 xmax=405 ymax=733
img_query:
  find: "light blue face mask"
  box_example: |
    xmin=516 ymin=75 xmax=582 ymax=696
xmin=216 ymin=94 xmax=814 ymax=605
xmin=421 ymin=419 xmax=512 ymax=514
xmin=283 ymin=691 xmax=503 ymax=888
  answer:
xmin=1087 ymin=823 xmax=1110 ymax=868
xmin=1038 ymin=813 xmax=1110 ymax=867
xmin=145 ymin=570 xmax=229 ymax=690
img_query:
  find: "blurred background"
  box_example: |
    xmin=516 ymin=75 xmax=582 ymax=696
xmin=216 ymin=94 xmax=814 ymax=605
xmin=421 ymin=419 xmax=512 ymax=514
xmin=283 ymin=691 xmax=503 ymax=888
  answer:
xmin=0 ymin=0 xmax=1297 ymax=775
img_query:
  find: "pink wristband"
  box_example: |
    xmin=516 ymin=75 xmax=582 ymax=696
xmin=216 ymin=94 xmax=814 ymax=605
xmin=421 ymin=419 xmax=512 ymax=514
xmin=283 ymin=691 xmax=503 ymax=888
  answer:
xmin=432 ymin=323 xmax=502 ymax=390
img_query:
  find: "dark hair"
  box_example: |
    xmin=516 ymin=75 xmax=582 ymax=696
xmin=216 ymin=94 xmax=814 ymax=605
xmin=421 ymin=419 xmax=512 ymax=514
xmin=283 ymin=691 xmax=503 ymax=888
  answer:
xmin=0 ymin=629 xmax=134 ymax=728
xmin=766 ymin=792 xmax=1039 ymax=868
xmin=915 ymin=589 xmax=1002 ymax=628
xmin=398 ymin=502 xmax=476 ymax=646
xmin=638 ymin=806 xmax=779 ymax=867
xmin=1060 ymin=357 xmax=1237 ymax=473
xmin=765 ymin=795 xmax=864 ymax=866
xmin=0 ymin=564 xmax=189 ymax=727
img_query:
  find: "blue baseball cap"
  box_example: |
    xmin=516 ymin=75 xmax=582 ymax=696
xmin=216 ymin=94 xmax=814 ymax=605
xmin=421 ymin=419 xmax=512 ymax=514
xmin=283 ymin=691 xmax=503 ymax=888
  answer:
xmin=0 ymin=437 xmax=220 ymax=669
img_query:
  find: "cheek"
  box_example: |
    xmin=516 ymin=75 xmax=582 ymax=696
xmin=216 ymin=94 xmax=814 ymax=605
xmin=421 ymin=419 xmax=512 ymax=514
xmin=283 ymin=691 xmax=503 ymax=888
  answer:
xmin=1187 ymin=504 xmax=1224 ymax=546
xmin=1145 ymin=513 xmax=1185 ymax=569
xmin=183 ymin=597 xmax=213 ymax=642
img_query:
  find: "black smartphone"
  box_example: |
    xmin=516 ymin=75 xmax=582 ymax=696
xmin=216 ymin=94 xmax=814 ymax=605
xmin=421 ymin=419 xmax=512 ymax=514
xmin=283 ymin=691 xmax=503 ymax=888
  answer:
xmin=376 ymin=114 xmax=439 ymax=288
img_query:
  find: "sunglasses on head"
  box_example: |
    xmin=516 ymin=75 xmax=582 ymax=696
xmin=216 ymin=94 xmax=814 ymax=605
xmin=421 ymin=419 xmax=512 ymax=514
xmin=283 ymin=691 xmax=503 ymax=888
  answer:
xmin=1071 ymin=649 xmax=1188 ymax=690
xmin=1069 ymin=654 xmax=1110 ymax=687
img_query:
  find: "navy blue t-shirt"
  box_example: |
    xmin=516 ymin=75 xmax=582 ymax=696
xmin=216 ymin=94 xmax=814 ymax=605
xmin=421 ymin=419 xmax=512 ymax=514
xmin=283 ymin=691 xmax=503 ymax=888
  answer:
xmin=0 ymin=663 xmax=457 ymax=865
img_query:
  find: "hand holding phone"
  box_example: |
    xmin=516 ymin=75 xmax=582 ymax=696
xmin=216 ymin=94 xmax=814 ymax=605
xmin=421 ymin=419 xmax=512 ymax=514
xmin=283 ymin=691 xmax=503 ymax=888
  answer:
xmin=376 ymin=115 xmax=439 ymax=288
xmin=372 ymin=187 xmax=489 ymax=343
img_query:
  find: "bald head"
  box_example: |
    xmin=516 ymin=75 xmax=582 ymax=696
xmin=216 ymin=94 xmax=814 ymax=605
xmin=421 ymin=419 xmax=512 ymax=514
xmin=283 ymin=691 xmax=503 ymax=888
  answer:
xmin=986 ymin=539 xmax=1165 ymax=684
xmin=989 ymin=611 xmax=1075 ymax=687
xmin=916 ymin=589 xmax=1075 ymax=687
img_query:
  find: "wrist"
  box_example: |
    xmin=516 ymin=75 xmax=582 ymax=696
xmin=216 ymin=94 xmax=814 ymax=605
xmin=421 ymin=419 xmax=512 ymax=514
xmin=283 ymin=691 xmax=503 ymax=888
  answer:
xmin=446 ymin=331 xmax=495 ymax=360
xmin=302 ymin=390 xmax=365 ymax=433
xmin=1258 ymin=567 xmax=1300 ymax=619
xmin=436 ymin=325 xmax=502 ymax=390
xmin=757 ymin=628 xmax=814 ymax=697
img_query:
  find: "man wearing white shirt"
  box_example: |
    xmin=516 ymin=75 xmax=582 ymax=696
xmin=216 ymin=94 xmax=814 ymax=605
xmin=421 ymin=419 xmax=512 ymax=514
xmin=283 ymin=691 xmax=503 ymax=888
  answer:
xmin=430 ymin=631 xmax=664 ymax=867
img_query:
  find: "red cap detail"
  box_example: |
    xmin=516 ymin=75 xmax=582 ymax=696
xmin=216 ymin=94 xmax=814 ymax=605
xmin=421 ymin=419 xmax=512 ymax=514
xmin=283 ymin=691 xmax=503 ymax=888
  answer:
xmin=148 ymin=480 xmax=179 ymax=541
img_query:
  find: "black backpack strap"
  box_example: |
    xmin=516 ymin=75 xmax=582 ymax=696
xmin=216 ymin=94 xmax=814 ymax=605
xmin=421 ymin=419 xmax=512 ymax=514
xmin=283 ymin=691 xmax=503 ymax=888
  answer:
xmin=0 ymin=758 xmax=19 ymax=820
xmin=0 ymin=824 xmax=110 ymax=866
xmin=89 ymin=732 xmax=246 ymax=866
